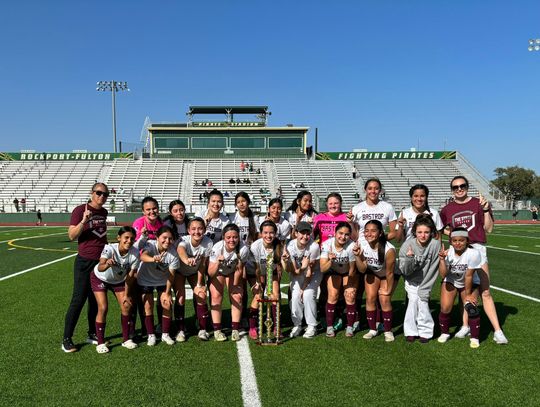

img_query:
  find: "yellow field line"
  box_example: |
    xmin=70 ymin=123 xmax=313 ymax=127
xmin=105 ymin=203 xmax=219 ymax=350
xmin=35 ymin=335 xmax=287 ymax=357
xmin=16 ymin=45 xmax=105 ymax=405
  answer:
xmin=7 ymin=239 xmax=77 ymax=253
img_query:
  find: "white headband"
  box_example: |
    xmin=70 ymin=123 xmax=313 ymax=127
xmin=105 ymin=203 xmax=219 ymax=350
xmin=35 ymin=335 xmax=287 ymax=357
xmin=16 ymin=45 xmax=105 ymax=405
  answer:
xmin=450 ymin=230 xmax=468 ymax=238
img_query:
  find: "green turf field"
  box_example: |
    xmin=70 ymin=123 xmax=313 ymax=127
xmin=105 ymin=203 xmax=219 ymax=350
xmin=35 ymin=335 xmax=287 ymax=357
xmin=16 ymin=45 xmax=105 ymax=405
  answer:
xmin=0 ymin=225 xmax=539 ymax=406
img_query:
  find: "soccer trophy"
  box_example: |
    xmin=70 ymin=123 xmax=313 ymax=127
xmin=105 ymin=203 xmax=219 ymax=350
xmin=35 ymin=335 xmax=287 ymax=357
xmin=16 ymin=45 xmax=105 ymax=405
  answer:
xmin=257 ymin=251 xmax=281 ymax=345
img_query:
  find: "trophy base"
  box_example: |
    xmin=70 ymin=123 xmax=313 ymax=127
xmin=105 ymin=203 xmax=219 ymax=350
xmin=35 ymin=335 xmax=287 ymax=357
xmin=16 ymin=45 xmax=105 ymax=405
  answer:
xmin=257 ymin=297 xmax=281 ymax=346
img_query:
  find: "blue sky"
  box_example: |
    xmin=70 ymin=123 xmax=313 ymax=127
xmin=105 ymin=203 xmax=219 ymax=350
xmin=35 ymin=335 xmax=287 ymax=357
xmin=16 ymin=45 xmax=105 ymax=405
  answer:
xmin=1 ymin=0 xmax=539 ymax=178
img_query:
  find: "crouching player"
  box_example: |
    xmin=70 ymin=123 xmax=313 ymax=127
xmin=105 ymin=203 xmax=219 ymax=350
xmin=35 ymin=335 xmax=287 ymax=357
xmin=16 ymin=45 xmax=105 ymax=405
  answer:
xmin=92 ymin=226 xmax=140 ymax=353
xmin=438 ymin=228 xmax=482 ymax=348
xmin=399 ymin=214 xmax=441 ymax=343
xmin=138 ymin=226 xmax=180 ymax=346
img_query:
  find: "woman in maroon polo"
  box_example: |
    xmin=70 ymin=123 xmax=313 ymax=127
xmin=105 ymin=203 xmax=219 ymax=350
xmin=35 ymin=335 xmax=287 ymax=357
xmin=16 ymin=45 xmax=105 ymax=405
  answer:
xmin=62 ymin=182 xmax=109 ymax=352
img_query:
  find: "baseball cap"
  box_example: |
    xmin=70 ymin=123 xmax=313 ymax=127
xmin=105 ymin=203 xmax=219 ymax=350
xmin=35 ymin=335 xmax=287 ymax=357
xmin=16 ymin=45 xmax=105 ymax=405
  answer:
xmin=296 ymin=221 xmax=312 ymax=234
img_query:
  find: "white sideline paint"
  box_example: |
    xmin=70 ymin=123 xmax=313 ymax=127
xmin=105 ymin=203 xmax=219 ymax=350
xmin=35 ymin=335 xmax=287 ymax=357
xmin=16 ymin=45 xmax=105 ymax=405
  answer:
xmin=492 ymin=233 xmax=540 ymax=240
xmin=491 ymin=286 xmax=540 ymax=303
xmin=0 ymin=231 xmax=66 ymax=244
xmin=0 ymin=253 xmax=76 ymax=282
xmin=487 ymin=246 xmax=540 ymax=256
xmin=236 ymin=336 xmax=262 ymax=407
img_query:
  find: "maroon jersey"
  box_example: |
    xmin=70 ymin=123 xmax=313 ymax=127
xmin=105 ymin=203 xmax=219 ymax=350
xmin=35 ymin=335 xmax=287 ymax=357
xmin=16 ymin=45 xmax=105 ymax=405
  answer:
xmin=70 ymin=203 xmax=108 ymax=259
xmin=440 ymin=197 xmax=491 ymax=244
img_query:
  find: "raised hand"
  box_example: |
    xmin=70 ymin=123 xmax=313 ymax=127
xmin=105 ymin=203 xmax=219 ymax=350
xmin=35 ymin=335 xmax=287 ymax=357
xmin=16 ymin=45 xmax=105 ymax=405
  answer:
xmin=479 ymin=193 xmax=490 ymax=210
xmin=82 ymin=203 xmax=92 ymax=223
xmin=352 ymin=242 xmax=362 ymax=257
xmin=439 ymin=242 xmax=447 ymax=259
xmin=406 ymin=245 xmax=414 ymax=257
xmin=346 ymin=209 xmax=354 ymax=222
xmin=328 ymin=245 xmax=337 ymax=261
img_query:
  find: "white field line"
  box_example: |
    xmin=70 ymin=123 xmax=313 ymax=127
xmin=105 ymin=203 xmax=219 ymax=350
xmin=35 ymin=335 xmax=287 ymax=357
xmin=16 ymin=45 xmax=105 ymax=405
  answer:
xmin=486 ymin=246 xmax=540 ymax=256
xmin=0 ymin=253 xmax=77 ymax=282
xmin=491 ymin=286 xmax=540 ymax=303
xmin=492 ymin=233 xmax=540 ymax=240
xmin=236 ymin=336 xmax=262 ymax=407
xmin=0 ymin=231 xmax=66 ymax=244
xmin=0 ymin=227 xmax=62 ymax=234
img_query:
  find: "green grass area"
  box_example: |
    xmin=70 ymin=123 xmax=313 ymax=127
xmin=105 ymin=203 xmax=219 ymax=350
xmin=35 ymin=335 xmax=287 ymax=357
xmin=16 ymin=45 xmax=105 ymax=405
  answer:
xmin=0 ymin=225 xmax=539 ymax=406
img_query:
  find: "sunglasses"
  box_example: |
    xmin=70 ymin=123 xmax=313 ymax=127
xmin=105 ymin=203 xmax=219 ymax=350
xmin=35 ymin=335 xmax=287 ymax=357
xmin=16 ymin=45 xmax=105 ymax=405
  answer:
xmin=451 ymin=183 xmax=468 ymax=191
xmin=93 ymin=190 xmax=110 ymax=197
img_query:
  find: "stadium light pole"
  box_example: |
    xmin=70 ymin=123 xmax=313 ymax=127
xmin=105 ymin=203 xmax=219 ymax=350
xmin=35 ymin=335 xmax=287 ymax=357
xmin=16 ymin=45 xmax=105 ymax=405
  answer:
xmin=96 ymin=81 xmax=130 ymax=153
xmin=528 ymin=38 xmax=540 ymax=52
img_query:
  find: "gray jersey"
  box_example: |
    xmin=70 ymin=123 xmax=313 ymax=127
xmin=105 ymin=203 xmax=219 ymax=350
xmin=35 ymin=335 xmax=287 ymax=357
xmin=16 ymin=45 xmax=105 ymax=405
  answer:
xmin=137 ymin=240 xmax=180 ymax=286
xmin=399 ymin=238 xmax=441 ymax=300
xmin=93 ymin=243 xmax=140 ymax=284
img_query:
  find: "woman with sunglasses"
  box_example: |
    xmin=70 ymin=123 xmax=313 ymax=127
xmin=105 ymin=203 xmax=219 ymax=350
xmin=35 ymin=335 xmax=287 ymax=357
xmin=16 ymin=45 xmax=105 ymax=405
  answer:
xmin=440 ymin=176 xmax=508 ymax=345
xmin=62 ymin=183 xmax=110 ymax=352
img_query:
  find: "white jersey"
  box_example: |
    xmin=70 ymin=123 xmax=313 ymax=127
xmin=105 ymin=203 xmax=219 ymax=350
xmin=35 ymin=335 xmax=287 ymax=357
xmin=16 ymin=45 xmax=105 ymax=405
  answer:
xmin=209 ymin=240 xmax=250 ymax=276
xmin=258 ymin=215 xmax=292 ymax=241
xmin=399 ymin=207 xmax=444 ymax=240
xmin=229 ymin=212 xmax=257 ymax=245
xmin=360 ymin=240 xmax=396 ymax=278
xmin=250 ymin=238 xmax=282 ymax=273
xmin=177 ymin=235 xmax=213 ymax=276
xmin=137 ymin=240 xmax=180 ymax=286
xmin=286 ymin=238 xmax=321 ymax=274
xmin=195 ymin=209 xmax=230 ymax=243
xmin=320 ymin=238 xmax=356 ymax=275
xmin=93 ymin=243 xmax=140 ymax=284
xmin=352 ymin=201 xmax=397 ymax=245
xmin=443 ymin=246 xmax=482 ymax=289
xmin=285 ymin=210 xmax=315 ymax=229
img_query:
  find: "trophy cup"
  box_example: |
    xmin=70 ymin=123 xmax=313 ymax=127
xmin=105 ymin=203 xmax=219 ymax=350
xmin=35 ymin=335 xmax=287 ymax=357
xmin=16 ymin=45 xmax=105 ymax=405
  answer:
xmin=257 ymin=251 xmax=281 ymax=345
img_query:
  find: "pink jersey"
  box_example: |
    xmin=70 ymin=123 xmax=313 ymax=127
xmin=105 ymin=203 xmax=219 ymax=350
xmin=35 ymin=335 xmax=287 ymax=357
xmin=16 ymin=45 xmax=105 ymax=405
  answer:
xmin=312 ymin=212 xmax=349 ymax=244
xmin=132 ymin=216 xmax=164 ymax=241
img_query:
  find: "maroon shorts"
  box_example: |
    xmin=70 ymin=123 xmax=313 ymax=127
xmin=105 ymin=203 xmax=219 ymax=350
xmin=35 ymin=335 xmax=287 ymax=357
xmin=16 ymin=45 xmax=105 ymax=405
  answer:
xmin=91 ymin=272 xmax=126 ymax=293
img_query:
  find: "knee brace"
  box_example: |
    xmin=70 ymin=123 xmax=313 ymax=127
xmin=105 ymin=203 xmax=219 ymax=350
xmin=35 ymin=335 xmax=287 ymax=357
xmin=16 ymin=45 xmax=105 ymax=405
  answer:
xmin=465 ymin=302 xmax=480 ymax=319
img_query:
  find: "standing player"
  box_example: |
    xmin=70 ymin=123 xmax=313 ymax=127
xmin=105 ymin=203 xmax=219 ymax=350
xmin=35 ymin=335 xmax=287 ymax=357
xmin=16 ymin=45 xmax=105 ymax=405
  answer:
xmin=196 ymin=189 xmax=230 ymax=244
xmin=357 ymin=220 xmax=397 ymax=342
xmin=62 ymin=182 xmax=109 ymax=353
xmin=313 ymin=193 xmax=349 ymax=244
xmin=438 ymin=228 xmax=483 ymax=348
xmin=92 ymin=227 xmax=140 ymax=353
xmin=282 ymin=222 xmax=321 ymax=338
xmin=398 ymin=184 xmax=443 ymax=241
xmin=208 ymin=224 xmax=249 ymax=341
xmin=137 ymin=226 xmax=180 ymax=346
xmin=163 ymin=199 xmax=189 ymax=247
xmin=250 ymin=221 xmax=285 ymax=339
xmin=133 ymin=196 xmax=164 ymax=248
xmin=440 ymin=176 xmax=508 ymax=344
xmin=174 ymin=217 xmax=213 ymax=342
xmin=320 ymin=222 xmax=362 ymax=338
xmin=398 ymin=215 xmax=441 ymax=342
xmin=258 ymin=198 xmax=291 ymax=241
xmin=285 ymin=190 xmax=317 ymax=237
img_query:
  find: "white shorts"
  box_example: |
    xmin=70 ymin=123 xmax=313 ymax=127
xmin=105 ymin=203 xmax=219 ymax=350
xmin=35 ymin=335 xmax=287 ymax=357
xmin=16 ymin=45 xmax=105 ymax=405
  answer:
xmin=471 ymin=243 xmax=488 ymax=266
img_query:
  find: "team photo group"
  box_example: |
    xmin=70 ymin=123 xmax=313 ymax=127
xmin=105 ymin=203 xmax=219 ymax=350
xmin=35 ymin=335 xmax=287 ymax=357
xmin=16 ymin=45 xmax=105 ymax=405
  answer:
xmin=61 ymin=175 xmax=509 ymax=354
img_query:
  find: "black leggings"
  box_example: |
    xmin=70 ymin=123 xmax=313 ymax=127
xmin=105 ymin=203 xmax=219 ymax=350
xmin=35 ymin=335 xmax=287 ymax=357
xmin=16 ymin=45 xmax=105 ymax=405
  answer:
xmin=63 ymin=255 xmax=98 ymax=339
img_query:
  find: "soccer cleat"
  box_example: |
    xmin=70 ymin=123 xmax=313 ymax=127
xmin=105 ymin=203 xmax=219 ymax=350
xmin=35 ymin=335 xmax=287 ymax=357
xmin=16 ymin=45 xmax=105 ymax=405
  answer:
xmin=161 ymin=333 xmax=175 ymax=345
xmin=86 ymin=333 xmax=99 ymax=345
xmin=406 ymin=336 xmax=416 ymax=343
xmin=249 ymin=328 xmax=258 ymax=340
xmin=96 ymin=343 xmax=109 ymax=354
xmin=437 ymin=333 xmax=451 ymax=343
xmin=333 ymin=318 xmax=343 ymax=331
xmin=214 ymin=330 xmax=227 ymax=342
xmin=418 ymin=337 xmax=429 ymax=344
xmin=345 ymin=326 xmax=354 ymax=338
xmin=197 ymin=330 xmax=209 ymax=341
xmin=147 ymin=334 xmax=157 ymax=346
xmin=454 ymin=326 xmax=470 ymax=339
xmin=290 ymin=326 xmax=302 ymax=338
xmin=493 ymin=330 xmax=508 ymax=345
xmin=121 ymin=339 xmax=138 ymax=350
xmin=231 ymin=330 xmax=241 ymax=342
xmin=363 ymin=329 xmax=378 ymax=340
xmin=352 ymin=320 xmax=360 ymax=332
xmin=175 ymin=330 xmax=186 ymax=343
xmin=326 ymin=326 xmax=336 ymax=338
xmin=62 ymin=338 xmax=77 ymax=353
xmin=470 ymin=338 xmax=480 ymax=349
xmin=303 ymin=326 xmax=317 ymax=338
xmin=384 ymin=331 xmax=395 ymax=342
